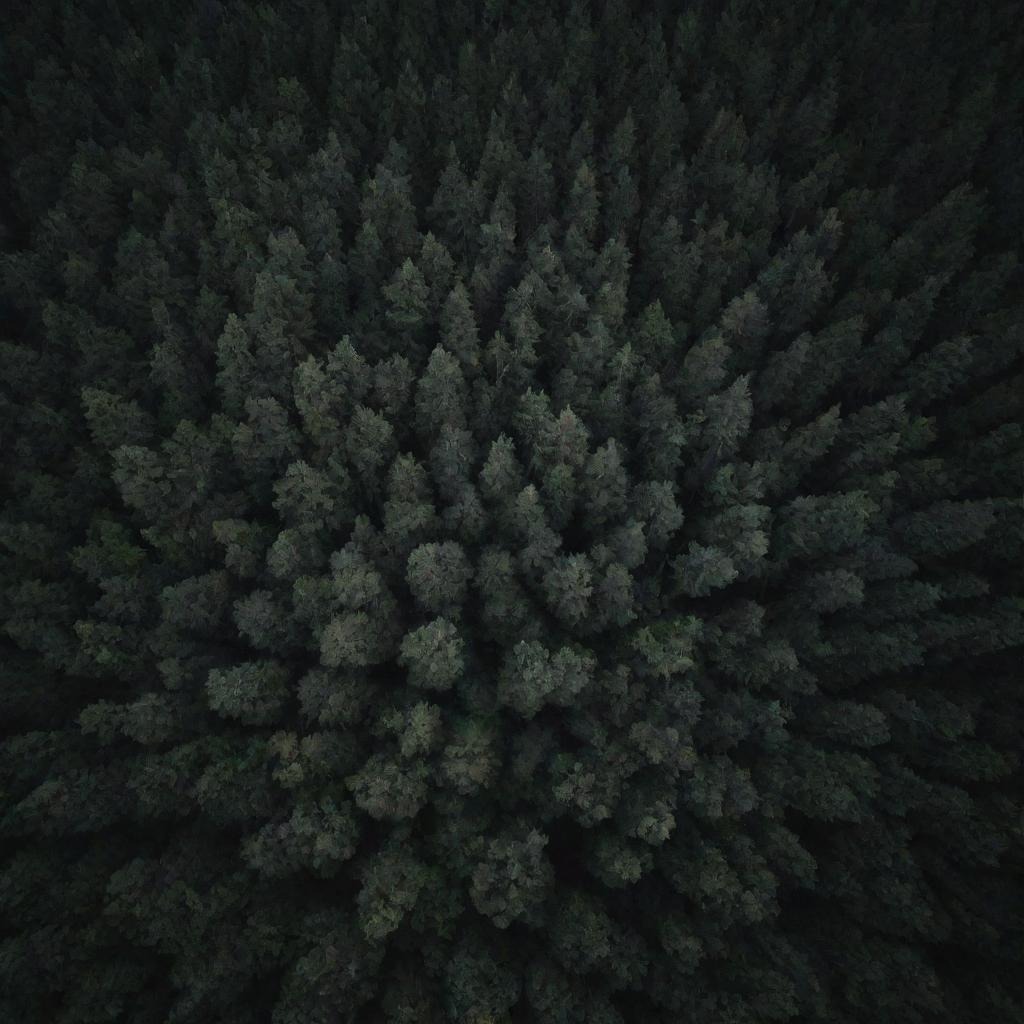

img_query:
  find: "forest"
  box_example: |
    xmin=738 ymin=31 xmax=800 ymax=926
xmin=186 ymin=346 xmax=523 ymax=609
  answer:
xmin=1 ymin=1 xmax=1022 ymax=1021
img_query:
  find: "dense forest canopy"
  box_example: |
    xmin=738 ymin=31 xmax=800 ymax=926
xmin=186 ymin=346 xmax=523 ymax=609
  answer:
xmin=1 ymin=1 xmax=1022 ymax=1021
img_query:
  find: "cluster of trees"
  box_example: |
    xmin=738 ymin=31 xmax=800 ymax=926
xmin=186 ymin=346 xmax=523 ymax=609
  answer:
xmin=1 ymin=0 xmax=1022 ymax=1021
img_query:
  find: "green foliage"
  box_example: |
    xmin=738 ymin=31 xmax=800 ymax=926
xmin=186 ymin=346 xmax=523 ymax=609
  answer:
xmin=406 ymin=541 xmax=472 ymax=616
xmin=0 ymin=2 xmax=1021 ymax=1022
xmin=398 ymin=617 xmax=464 ymax=691
xmin=499 ymin=640 xmax=596 ymax=719
xmin=206 ymin=661 xmax=291 ymax=725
